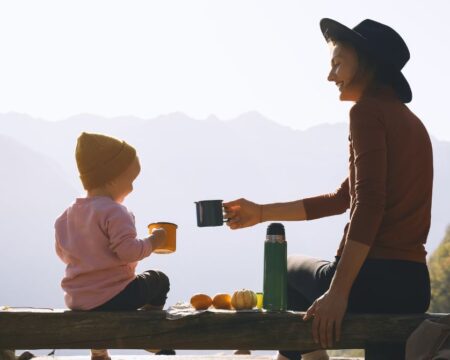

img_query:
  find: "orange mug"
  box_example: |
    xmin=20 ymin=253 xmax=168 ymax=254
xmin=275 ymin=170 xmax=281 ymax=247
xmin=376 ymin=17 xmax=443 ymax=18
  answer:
xmin=147 ymin=222 xmax=178 ymax=254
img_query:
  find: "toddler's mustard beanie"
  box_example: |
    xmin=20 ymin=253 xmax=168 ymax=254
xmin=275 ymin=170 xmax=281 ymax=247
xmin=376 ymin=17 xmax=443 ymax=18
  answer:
xmin=76 ymin=132 xmax=136 ymax=190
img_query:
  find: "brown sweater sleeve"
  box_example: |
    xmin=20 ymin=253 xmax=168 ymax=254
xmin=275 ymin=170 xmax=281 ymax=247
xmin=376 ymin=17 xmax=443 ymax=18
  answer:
xmin=346 ymin=100 xmax=386 ymax=246
xmin=303 ymin=178 xmax=350 ymax=220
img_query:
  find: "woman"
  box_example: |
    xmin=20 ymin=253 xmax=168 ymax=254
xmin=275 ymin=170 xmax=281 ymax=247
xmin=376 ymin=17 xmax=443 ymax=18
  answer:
xmin=224 ymin=18 xmax=432 ymax=360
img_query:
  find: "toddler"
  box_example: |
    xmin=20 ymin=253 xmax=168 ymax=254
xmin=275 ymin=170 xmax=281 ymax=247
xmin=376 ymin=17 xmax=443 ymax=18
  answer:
xmin=55 ymin=132 xmax=171 ymax=360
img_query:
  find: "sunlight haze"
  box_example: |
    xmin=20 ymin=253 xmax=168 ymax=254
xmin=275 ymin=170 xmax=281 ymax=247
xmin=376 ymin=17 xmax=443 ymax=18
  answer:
xmin=0 ymin=0 xmax=449 ymax=139
xmin=1 ymin=3 xmax=449 ymax=355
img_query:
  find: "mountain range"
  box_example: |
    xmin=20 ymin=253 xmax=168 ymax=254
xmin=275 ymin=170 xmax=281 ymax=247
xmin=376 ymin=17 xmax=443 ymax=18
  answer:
xmin=1 ymin=111 xmax=448 ymax=313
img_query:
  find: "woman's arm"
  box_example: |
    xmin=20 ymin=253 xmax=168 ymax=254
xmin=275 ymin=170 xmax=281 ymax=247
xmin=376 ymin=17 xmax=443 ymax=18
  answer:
xmin=329 ymin=240 xmax=370 ymax=297
xmin=224 ymin=198 xmax=306 ymax=229
xmin=261 ymin=199 xmax=307 ymax=221
xmin=303 ymin=177 xmax=350 ymax=220
xmin=224 ymin=178 xmax=350 ymax=230
xmin=304 ymin=99 xmax=388 ymax=347
xmin=303 ymin=240 xmax=370 ymax=348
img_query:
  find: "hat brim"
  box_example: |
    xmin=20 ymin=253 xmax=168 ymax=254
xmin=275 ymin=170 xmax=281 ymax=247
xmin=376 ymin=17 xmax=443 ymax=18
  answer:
xmin=319 ymin=18 xmax=412 ymax=103
xmin=320 ymin=18 xmax=367 ymax=49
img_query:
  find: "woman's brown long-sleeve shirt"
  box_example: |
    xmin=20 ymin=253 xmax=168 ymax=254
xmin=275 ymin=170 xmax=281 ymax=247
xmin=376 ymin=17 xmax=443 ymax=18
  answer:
xmin=303 ymin=89 xmax=433 ymax=263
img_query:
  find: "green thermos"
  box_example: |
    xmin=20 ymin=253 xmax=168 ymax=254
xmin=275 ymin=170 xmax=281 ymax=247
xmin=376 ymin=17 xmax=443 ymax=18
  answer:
xmin=263 ymin=222 xmax=287 ymax=311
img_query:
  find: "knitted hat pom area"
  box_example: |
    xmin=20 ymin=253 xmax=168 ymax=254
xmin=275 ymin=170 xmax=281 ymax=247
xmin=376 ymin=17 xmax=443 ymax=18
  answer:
xmin=75 ymin=132 xmax=137 ymax=190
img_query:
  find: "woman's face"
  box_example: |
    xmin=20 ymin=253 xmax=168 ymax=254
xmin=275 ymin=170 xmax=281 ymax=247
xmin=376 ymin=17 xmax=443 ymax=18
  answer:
xmin=328 ymin=42 xmax=366 ymax=101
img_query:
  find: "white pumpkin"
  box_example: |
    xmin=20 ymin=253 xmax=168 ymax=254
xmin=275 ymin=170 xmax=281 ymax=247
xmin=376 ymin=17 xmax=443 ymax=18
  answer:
xmin=231 ymin=289 xmax=257 ymax=310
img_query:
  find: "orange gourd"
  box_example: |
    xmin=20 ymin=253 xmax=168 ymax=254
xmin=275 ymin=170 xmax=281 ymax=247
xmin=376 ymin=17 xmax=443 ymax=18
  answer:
xmin=212 ymin=293 xmax=232 ymax=310
xmin=190 ymin=293 xmax=212 ymax=310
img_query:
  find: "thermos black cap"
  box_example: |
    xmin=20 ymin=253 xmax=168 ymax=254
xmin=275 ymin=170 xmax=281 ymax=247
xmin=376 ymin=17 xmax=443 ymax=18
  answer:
xmin=267 ymin=223 xmax=285 ymax=236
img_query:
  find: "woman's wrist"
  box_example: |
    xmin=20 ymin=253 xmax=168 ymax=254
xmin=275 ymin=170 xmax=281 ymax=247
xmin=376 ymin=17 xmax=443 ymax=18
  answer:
xmin=328 ymin=281 xmax=352 ymax=298
xmin=257 ymin=200 xmax=307 ymax=222
xmin=329 ymin=240 xmax=371 ymax=297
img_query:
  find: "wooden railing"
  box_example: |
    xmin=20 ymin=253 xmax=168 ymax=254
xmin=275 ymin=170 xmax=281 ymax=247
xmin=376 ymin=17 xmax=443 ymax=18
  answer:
xmin=0 ymin=309 xmax=446 ymax=360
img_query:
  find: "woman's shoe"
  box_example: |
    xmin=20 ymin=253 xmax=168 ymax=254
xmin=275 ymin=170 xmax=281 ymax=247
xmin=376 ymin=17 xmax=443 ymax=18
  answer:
xmin=155 ymin=349 xmax=176 ymax=355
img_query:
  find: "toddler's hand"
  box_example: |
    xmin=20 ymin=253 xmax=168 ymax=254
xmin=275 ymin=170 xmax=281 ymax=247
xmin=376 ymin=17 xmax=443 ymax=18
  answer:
xmin=150 ymin=228 xmax=166 ymax=250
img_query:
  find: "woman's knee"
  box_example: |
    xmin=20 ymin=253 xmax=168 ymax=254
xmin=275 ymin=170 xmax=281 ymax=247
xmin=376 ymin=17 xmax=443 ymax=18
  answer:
xmin=286 ymin=255 xmax=336 ymax=302
xmin=287 ymin=255 xmax=322 ymax=285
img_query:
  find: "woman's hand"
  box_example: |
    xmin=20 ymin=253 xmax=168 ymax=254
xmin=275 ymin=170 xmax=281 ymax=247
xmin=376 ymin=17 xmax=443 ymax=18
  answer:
xmin=303 ymin=289 xmax=349 ymax=348
xmin=303 ymin=240 xmax=369 ymax=348
xmin=223 ymin=198 xmax=262 ymax=229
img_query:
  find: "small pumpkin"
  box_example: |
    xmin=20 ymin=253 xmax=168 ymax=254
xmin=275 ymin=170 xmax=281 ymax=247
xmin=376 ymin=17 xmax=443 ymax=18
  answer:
xmin=231 ymin=289 xmax=257 ymax=310
xmin=190 ymin=293 xmax=212 ymax=310
xmin=212 ymin=293 xmax=232 ymax=310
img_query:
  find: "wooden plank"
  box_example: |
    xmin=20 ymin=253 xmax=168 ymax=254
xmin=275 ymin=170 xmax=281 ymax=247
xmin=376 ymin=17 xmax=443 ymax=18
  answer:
xmin=0 ymin=310 xmax=442 ymax=350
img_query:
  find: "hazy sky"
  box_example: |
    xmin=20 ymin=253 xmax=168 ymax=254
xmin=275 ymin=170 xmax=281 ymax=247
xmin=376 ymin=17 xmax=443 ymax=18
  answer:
xmin=1 ymin=0 xmax=449 ymax=139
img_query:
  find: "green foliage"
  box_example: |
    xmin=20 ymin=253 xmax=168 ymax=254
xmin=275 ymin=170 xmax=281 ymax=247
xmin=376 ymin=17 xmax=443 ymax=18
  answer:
xmin=428 ymin=226 xmax=450 ymax=312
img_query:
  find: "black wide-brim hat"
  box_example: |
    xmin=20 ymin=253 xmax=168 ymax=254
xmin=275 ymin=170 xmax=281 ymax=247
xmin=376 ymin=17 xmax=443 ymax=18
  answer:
xmin=320 ymin=18 xmax=412 ymax=103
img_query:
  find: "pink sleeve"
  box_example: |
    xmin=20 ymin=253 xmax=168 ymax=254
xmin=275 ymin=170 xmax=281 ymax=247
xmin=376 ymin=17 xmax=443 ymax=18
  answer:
xmin=105 ymin=205 xmax=153 ymax=262
xmin=303 ymin=178 xmax=350 ymax=220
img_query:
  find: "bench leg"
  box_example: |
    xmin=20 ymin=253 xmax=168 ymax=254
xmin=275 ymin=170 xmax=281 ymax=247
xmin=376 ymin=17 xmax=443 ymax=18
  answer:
xmin=365 ymin=343 xmax=405 ymax=360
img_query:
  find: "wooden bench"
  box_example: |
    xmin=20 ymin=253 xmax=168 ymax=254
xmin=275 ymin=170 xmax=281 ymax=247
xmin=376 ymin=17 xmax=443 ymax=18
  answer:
xmin=0 ymin=309 xmax=446 ymax=360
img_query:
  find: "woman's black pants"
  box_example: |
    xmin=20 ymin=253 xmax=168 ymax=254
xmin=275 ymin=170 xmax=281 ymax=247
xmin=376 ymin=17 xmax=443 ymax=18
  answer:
xmin=279 ymin=255 xmax=430 ymax=360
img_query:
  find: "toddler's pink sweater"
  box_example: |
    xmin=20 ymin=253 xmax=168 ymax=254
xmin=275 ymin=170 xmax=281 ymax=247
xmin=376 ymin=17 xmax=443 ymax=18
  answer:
xmin=55 ymin=196 xmax=153 ymax=310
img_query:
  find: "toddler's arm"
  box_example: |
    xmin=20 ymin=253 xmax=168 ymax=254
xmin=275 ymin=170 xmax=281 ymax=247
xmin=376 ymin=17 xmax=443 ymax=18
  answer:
xmin=106 ymin=205 xmax=160 ymax=262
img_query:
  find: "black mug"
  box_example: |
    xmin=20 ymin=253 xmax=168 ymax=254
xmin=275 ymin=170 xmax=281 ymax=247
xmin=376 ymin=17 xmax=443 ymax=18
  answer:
xmin=195 ymin=200 xmax=227 ymax=227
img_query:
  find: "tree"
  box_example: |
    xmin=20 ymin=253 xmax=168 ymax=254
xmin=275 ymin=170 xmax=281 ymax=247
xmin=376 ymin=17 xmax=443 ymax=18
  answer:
xmin=428 ymin=225 xmax=450 ymax=312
